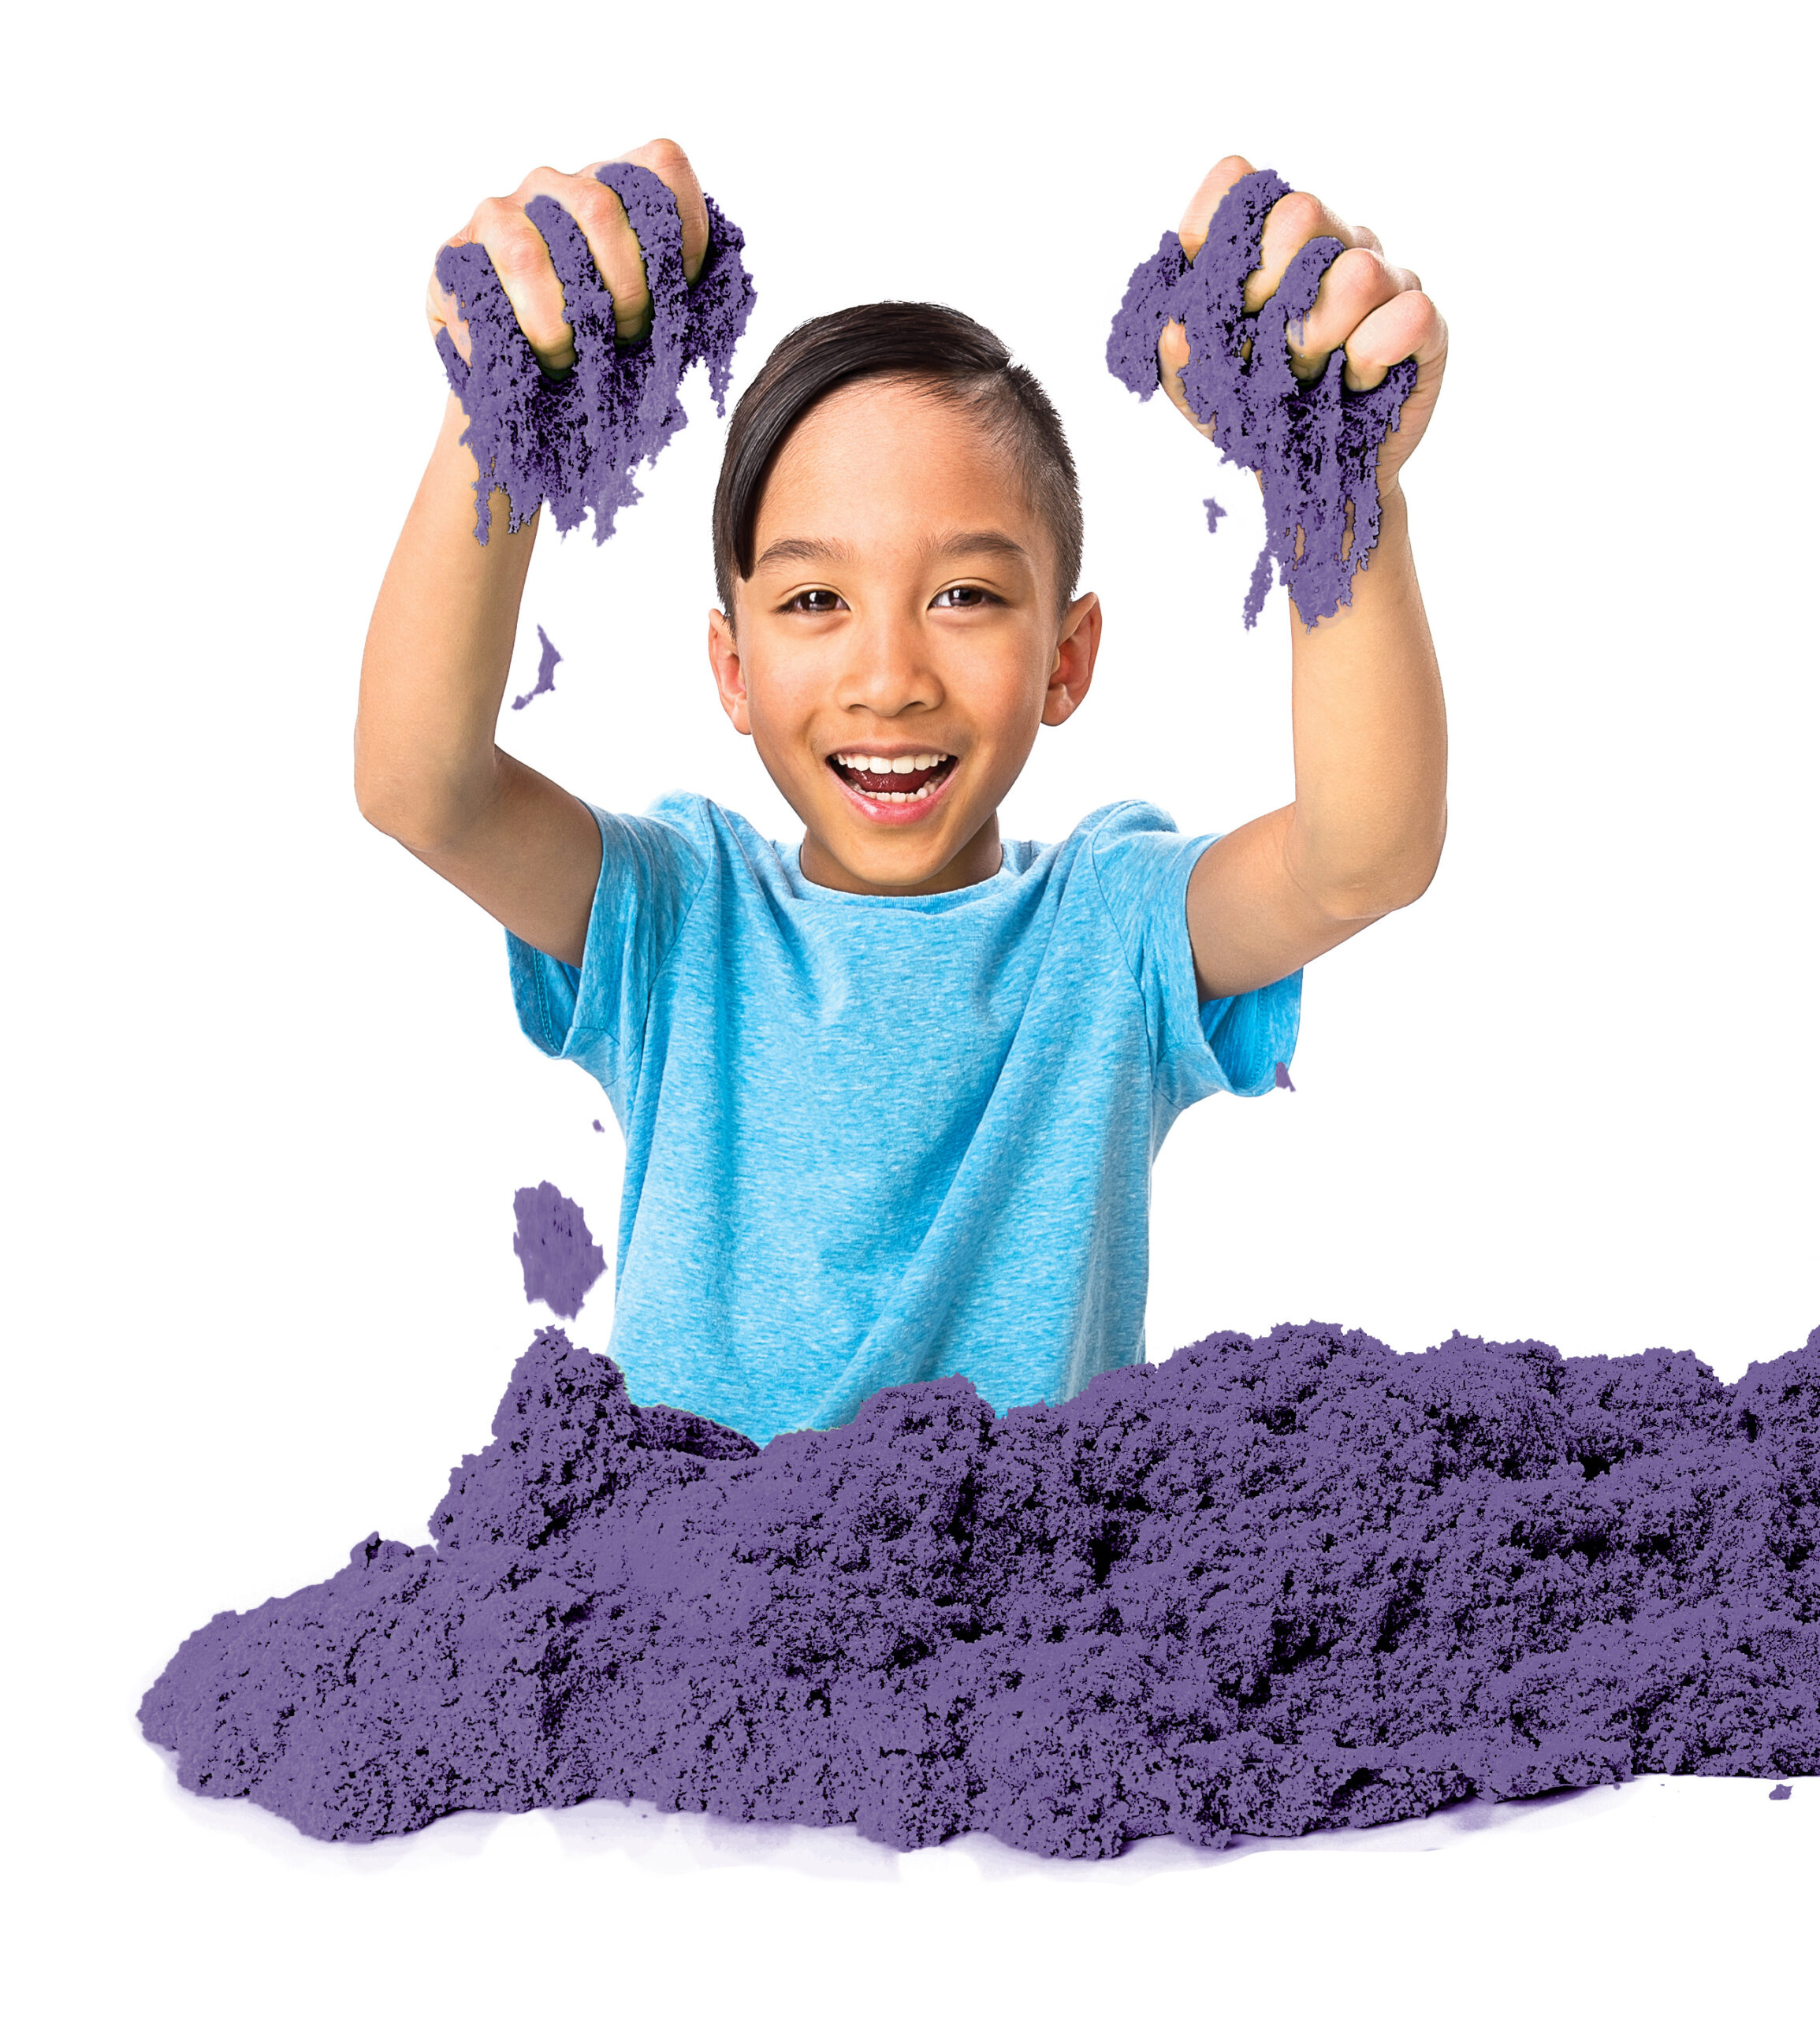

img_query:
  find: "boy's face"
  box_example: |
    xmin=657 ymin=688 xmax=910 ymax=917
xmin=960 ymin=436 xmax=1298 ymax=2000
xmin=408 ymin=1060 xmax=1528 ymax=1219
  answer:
xmin=706 ymin=377 xmax=1101 ymax=896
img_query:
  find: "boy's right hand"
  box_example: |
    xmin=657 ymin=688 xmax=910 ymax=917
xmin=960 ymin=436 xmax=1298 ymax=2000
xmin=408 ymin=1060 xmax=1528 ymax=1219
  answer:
xmin=426 ymin=139 xmax=711 ymax=374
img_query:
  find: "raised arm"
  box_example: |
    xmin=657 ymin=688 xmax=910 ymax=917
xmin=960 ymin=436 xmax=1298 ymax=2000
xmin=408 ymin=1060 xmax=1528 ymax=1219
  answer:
xmin=354 ymin=140 xmax=710 ymax=967
xmin=1156 ymin=157 xmax=1450 ymax=1002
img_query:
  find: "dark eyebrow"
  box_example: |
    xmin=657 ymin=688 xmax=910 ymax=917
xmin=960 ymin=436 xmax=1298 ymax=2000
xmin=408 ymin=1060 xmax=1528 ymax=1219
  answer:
xmin=929 ymin=530 xmax=1032 ymax=568
xmin=752 ymin=530 xmax=1033 ymax=575
xmin=753 ymin=535 xmax=857 ymax=573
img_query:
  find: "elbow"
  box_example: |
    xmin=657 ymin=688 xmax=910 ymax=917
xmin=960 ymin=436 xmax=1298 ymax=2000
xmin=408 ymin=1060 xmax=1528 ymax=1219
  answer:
xmin=352 ymin=754 xmax=413 ymax=844
xmin=1391 ymin=803 xmax=1450 ymax=909
xmin=1379 ymin=854 xmax=1443 ymax=913
xmin=353 ymin=758 xmax=389 ymax=836
xmin=1318 ymin=823 xmax=1447 ymax=921
xmin=352 ymin=701 xmax=502 ymax=853
xmin=1352 ymin=854 xmax=1444 ymax=920
xmin=353 ymin=755 xmax=477 ymax=858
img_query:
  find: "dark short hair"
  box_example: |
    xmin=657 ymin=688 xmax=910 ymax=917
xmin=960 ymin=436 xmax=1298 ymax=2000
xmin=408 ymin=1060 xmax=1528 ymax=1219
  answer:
xmin=711 ymin=301 xmax=1084 ymax=625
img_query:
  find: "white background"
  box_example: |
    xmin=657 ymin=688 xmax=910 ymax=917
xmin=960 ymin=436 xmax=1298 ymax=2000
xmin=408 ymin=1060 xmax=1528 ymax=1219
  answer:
xmin=6 ymin=1 xmax=1814 ymax=2009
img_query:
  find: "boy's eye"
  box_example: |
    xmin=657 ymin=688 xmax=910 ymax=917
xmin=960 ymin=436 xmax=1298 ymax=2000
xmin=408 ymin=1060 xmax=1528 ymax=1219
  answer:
xmin=781 ymin=586 xmax=998 ymax=613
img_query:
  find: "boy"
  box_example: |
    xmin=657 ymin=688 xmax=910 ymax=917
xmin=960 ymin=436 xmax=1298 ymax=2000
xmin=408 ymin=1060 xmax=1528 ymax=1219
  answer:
xmin=356 ymin=140 xmax=1449 ymax=1446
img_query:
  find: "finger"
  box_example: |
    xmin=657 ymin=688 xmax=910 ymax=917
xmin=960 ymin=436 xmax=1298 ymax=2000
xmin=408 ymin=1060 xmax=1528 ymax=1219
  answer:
xmin=606 ymin=136 xmax=710 ymax=286
xmin=1178 ymin=154 xmax=1256 ymax=261
xmin=1282 ymin=245 xmax=1420 ymax=385
xmin=1248 ymin=189 xmax=1369 ymax=312
xmin=463 ymin=188 xmax=577 ymax=370
xmin=1337 ymin=288 xmax=1447 ymax=397
xmin=513 ymin=162 xmax=653 ymax=342
xmin=1158 ymin=319 xmax=1215 ymax=440
xmin=426 ymin=251 xmax=473 ymax=365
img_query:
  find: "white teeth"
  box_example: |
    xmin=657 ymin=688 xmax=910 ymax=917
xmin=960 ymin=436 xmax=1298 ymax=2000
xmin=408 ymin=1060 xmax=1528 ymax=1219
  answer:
xmin=833 ymin=754 xmax=949 ymax=805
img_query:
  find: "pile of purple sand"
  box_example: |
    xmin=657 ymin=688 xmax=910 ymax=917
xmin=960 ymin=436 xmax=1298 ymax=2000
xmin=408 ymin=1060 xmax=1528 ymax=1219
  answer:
xmin=435 ymin=162 xmax=757 ymax=545
xmin=140 ymin=1320 xmax=1818 ymax=1856
xmin=1107 ymin=166 xmax=1417 ymax=633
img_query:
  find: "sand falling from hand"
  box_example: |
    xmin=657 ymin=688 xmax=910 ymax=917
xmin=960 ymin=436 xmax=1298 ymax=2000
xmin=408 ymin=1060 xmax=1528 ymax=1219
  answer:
xmin=140 ymin=1319 xmax=1818 ymax=1856
xmin=512 ymin=1182 xmax=605 ymax=1320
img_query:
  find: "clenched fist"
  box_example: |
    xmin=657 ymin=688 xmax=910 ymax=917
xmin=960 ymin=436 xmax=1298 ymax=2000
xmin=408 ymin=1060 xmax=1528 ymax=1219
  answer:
xmin=1157 ymin=153 xmax=1447 ymax=496
xmin=427 ymin=137 xmax=711 ymax=373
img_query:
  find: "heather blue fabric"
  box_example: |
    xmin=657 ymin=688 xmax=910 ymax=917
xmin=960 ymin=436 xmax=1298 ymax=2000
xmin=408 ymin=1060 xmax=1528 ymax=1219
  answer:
xmin=508 ymin=793 xmax=1301 ymax=1445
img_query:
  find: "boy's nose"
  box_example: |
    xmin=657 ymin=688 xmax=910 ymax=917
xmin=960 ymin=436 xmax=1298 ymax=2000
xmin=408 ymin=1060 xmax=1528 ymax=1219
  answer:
xmin=833 ymin=616 xmax=945 ymax=716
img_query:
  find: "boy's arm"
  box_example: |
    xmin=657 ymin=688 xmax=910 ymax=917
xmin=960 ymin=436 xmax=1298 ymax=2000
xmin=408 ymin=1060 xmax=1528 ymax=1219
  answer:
xmin=1184 ymin=479 xmax=1447 ymax=1001
xmin=355 ymin=393 xmax=601 ymax=968
xmin=355 ymin=140 xmax=710 ymax=970
xmin=1156 ymin=155 xmax=1450 ymax=1003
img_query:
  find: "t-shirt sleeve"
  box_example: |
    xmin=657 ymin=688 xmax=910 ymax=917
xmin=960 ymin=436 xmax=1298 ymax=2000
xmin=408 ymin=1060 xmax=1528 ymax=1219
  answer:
xmin=506 ymin=798 xmax=708 ymax=1102
xmin=1089 ymin=802 xmax=1303 ymax=1109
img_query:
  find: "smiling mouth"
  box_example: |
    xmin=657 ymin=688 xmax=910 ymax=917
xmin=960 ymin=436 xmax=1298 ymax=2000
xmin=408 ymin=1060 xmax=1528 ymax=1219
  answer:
xmin=826 ymin=754 xmax=958 ymax=804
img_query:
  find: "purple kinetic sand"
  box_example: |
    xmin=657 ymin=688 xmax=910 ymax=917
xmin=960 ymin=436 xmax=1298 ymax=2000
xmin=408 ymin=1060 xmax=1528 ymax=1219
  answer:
xmin=1107 ymin=168 xmax=1417 ymax=632
xmin=1770 ymin=1782 xmax=1793 ymax=1799
xmin=510 ymin=624 xmax=564 ymax=712
xmin=141 ymin=1320 xmax=1818 ymax=1856
xmin=435 ymin=163 xmax=757 ymax=545
xmin=591 ymin=1119 xmax=605 ymax=1134
xmin=511 ymin=1182 xmax=605 ymax=1319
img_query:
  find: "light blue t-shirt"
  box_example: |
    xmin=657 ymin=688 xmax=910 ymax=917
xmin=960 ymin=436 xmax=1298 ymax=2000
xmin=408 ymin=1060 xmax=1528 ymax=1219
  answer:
xmin=508 ymin=793 xmax=1301 ymax=1446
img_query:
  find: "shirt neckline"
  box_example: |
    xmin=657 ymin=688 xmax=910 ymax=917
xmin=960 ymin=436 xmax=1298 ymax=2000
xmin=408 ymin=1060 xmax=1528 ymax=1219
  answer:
xmin=782 ymin=839 xmax=1016 ymax=909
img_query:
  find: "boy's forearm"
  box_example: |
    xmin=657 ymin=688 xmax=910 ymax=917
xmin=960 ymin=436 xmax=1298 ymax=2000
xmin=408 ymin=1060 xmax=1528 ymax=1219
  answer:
xmin=1282 ymin=484 xmax=1447 ymax=917
xmin=355 ymin=393 xmax=540 ymax=850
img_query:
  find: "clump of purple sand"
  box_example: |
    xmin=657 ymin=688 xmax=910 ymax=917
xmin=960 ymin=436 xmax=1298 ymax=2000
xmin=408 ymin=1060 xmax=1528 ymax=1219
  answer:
xmin=140 ymin=1320 xmax=1818 ymax=1856
xmin=435 ymin=162 xmax=757 ymax=546
xmin=510 ymin=624 xmax=563 ymax=712
xmin=512 ymin=1182 xmax=605 ymax=1319
xmin=1107 ymin=167 xmax=1417 ymax=632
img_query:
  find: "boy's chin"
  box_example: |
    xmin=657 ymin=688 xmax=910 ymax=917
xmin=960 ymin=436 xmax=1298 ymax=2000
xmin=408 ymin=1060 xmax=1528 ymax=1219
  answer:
xmin=799 ymin=793 xmax=996 ymax=898
xmin=809 ymin=827 xmax=961 ymax=896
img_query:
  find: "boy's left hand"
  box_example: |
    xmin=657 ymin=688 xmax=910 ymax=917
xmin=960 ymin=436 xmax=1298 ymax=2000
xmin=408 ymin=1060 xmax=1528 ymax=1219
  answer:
xmin=1156 ymin=155 xmax=1448 ymax=496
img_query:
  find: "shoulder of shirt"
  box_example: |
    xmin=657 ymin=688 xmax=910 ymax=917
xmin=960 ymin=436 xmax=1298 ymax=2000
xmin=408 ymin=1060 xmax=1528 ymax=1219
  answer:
xmin=590 ymin=790 xmax=745 ymax=852
xmin=636 ymin=787 xmax=722 ymax=833
xmin=992 ymin=801 xmax=1181 ymax=881
xmin=1007 ymin=801 xmax=1180 ymax=851
xmin=1073 ymin=799 xmax=1182 ymax=854
xmin=1080 ymin=798 xmax=1179 ymax=834
xmin=623 ymin=791 xmax=793 ymax=885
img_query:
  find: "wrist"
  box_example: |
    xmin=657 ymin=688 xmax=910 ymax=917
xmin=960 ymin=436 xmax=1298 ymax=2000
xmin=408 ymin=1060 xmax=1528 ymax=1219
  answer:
xmin=1366 ymin=480 xmax=1409 ymax=555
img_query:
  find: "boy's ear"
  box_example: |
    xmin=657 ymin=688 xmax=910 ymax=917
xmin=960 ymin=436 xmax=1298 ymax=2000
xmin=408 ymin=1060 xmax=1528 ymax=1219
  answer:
xmin=1041 ymin=591 xmax=1102 ymax=728
xmin=707 ymin=607 xmax=754 ymax=735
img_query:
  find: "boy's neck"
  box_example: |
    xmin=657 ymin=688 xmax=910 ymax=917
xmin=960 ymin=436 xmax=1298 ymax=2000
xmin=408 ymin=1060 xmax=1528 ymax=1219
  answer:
xmin=797 ymin=812 xmax=1005 ymax=898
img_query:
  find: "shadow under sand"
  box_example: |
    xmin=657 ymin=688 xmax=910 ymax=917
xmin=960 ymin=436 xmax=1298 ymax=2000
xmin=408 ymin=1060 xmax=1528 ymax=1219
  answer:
xmin=151 ymin=1735 xmax=1798 ymax=1884
xmin=534 ymin=1779 xmax=1627 ymax=1884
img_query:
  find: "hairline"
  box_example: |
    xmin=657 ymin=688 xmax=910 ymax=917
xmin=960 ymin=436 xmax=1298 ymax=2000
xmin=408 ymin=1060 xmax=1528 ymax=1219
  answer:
xmin=727 ymin=370 xmax=1070 ymax=632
